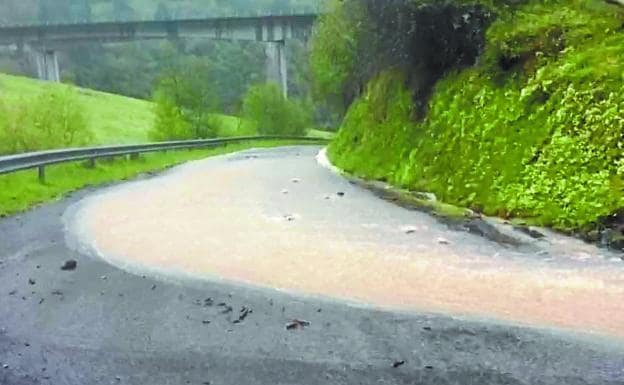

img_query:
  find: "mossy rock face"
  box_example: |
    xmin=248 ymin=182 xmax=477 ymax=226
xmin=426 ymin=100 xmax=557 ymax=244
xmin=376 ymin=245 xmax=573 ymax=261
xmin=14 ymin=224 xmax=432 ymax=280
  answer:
xmin=324 ymin=0 xmax=624 ymax=233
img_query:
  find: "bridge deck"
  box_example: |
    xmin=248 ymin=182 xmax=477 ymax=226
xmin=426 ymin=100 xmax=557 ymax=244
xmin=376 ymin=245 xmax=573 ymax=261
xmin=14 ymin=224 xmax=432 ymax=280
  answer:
xmin=0 ymin=14 xmax=317 ymax=46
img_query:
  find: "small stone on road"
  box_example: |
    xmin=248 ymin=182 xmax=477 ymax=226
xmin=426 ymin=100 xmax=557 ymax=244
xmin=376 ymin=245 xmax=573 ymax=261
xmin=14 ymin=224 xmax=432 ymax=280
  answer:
xmin=60 ymin=260 xmax=77 ymax=271
xmin=286 ymin=319 xmax=310 ymax=330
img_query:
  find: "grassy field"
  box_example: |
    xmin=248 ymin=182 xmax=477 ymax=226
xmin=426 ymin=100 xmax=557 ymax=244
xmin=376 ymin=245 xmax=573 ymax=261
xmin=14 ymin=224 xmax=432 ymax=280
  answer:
xmin=307 ymin=128 xmax=335 ymax=140
xmin=0 ymin=73 xmax=154 ymax=144
xmin=0 ymin=73 xmax=331 ymax=144
xmin=0 ymin=140 xmax=325 ymax=217
xmin=0 ymin=73 xmax=257 ymax=144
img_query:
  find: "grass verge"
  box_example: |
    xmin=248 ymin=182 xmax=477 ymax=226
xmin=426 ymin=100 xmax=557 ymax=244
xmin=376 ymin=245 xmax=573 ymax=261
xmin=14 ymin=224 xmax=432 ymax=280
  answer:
xmin=0 ymin=140 xmax=325 ymax=217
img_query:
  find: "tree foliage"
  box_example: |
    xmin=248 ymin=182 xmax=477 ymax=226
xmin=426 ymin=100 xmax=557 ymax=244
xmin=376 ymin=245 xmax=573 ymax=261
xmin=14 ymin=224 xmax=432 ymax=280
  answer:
xmin=242 ymin=83 xmax=310 ymax=136
xmin=311 ymin=0 xmax=492 ymax=115
xmin=0 ymin=87 xmax=91 ymax=154
xmin=327 ymin=0 xmax=624 ymax=230
xmin=151 ymin=57 xmax=220 ymax=141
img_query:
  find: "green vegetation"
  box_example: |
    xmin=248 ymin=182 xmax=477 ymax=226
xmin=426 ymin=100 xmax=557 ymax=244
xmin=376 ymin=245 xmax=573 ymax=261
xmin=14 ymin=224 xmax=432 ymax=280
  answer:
xmin=0 ymin=73 xmax=293 ymax=157
xmin=0 ymin=72 xmax=326 ymax=217
xmin=0 ymin=87 xmax=91 ymax=154
xmin=0 ymin=73 xmax=153 ymax=145
xmin=317 ymin=0 xmax=624 ymax=231
xmin=306 ymin=128 xmax=335 ymax=140
xmin=0 ymin=1 xmax=320 ymax=113
xmin=151 ymin=58 xmax=221 ymax=141
xmin=242 ymin=83 xmax=312 ymax=136
xmin=0 ymin=140 xmax=323 ymax=217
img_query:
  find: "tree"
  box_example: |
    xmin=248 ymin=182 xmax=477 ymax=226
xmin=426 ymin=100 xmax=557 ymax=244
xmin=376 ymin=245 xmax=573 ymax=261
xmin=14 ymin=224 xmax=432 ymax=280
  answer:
xmin=151 ymin=57 xmax=221 ymax=140
xmin=242 ymin=82 xmax=310 ymax=136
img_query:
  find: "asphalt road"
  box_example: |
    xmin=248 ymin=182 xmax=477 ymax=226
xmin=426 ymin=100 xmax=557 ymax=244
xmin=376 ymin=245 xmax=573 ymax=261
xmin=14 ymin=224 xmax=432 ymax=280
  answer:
xmin=1 ymin=146 xmax=624 ymax=385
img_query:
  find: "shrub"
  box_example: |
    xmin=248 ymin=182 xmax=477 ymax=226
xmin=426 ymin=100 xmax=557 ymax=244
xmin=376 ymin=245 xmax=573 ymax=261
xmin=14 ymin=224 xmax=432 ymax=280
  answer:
xmin=242 ymin=83 xmax=311 ymax=136
xmin=150 ymin=58 xmax=220 ymax=141
xmin=0 ymin=87 xmax=91 ymax=155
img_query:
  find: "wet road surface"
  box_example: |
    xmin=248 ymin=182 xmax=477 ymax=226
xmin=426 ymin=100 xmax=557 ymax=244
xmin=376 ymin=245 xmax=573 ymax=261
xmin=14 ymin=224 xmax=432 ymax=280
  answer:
xmin=1 ymin=146 xmax=623 ymax=385
xmin=70 ymin=146 xmax=624 ymax=337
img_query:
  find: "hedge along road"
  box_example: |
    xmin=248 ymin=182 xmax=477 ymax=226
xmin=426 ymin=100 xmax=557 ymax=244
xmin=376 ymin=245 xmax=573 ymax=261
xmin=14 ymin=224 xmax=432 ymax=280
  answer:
xmin=1 ymin=145 xmax=624 ymax=385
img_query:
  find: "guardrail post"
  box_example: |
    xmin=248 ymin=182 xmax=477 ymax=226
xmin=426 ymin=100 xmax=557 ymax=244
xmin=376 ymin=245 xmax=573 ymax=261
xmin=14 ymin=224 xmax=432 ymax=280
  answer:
xmin=129 ymin=153 xmax=139 ymax=160
xmin=87 ymin=158 xmax=96 ymax=168
xmin=37 ymin=166 xmax=45 ymax=183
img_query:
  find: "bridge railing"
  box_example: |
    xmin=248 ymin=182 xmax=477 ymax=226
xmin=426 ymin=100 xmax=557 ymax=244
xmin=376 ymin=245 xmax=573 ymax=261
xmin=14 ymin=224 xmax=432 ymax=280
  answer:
xmin=0 ymin=136 xmax=328 ymax=183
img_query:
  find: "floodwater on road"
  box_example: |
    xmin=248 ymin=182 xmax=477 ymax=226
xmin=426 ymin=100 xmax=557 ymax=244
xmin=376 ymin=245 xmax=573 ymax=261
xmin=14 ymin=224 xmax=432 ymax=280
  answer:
xmin=67 ymin=146 xmax=624 ymax=338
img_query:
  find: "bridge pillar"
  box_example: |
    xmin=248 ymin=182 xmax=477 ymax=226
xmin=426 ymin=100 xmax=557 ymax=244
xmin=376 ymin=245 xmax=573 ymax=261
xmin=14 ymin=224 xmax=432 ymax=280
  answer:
xmin=265 ymin=41 xmax=288 ymax=98
xmin=33 ymin=49 xmax=60 ymax=82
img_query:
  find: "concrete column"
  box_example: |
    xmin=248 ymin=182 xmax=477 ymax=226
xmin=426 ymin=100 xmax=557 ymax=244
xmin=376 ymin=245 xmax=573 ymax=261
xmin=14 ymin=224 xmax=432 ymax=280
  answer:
xmin=265 ymin=41 xmax=288 ymax=98
xmin=33 ymin=49 xmax=60 ymax=82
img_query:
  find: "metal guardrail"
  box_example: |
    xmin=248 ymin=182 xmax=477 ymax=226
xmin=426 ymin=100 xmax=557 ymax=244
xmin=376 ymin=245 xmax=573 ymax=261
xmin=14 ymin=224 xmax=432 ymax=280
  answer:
xmin=0 ymin=136 xmax=328 ymax=183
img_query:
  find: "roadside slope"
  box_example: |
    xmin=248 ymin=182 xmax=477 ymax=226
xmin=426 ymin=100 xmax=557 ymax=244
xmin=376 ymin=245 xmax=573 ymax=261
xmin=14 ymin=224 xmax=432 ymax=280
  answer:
xmin=316 ymin=0 xmax=624 ymax=245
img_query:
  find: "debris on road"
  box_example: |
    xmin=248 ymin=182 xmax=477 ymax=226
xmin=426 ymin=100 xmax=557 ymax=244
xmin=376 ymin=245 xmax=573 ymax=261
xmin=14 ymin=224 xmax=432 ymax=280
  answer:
xmin=60 ymin=260 xmax=77 ymax=271
xmin=513 ymin=224 xmax=546 ymax=239
xmin=221 ymin=305 xmax=233 ymax=314
xmin=202 ymin=320 xmax=211 ymax=325
xmin=101 ymin=275 xmax=108 ymax=280
xmin=284 ymin=214 xmax=296 ymax=222
xmin=291 ymin=178 xmax=301 ymax=184
xmin=392 ymin=360 xmax=406 ymax=368
xmin=437 ymin=237 xmax=450 ymax=245
xmin=8 ymin=290 xmax=16 ymax=296
xmin=151 ymin=284 xmax=157 ymax=290
xmin=51 ymin=290 xmax=63 ymax=296
xmin=233 ymin=306 xmax=252 ymax=324
xmin=401 ymin=226 xmax=418 ymax=234
xmin=204 ymin=298 xmax=214 ymax=307
xmin=286 ymin=319 xmax=310 ymax=330
xmin=28 ymin=278 xmax=35 ymax=285
xmin=281 ymin=189 xmax=289 ymax=194
xmin=337 ymin=192 xmax=345 ymax=197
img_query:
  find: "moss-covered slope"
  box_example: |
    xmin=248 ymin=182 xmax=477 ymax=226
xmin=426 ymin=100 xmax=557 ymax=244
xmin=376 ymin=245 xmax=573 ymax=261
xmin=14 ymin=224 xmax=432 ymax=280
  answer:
xmin=323 ymin=0 xmax=624 ymax=233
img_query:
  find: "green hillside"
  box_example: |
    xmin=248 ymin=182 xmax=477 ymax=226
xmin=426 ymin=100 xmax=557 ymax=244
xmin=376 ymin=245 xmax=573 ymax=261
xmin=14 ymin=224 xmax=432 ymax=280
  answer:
xmin=315 ymin=0 xmax=624 ymax=235
xmin=0 ymin=73 xmax=261 ymax=147
xmin=0 ymin=73 xmax=153 ymax=145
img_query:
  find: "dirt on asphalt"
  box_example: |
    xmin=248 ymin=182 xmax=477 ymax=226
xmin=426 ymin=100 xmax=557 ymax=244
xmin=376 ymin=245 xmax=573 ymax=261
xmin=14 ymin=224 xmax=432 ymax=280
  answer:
xmin=0 ymin=146 xmax=623 ymax=385
xmin=69 ymin=146 xmax=624 ymax=337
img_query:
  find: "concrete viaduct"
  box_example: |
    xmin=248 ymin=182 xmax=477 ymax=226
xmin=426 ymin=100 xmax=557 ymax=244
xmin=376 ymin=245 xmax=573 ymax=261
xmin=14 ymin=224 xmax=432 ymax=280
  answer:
xmin=0 ymin=14 xmax=317 ymax=96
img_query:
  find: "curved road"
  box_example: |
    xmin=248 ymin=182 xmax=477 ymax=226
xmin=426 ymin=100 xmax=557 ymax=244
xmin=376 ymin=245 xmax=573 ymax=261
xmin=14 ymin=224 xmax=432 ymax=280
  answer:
xmin=1 ymin=146 xmax=624 ymax=385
